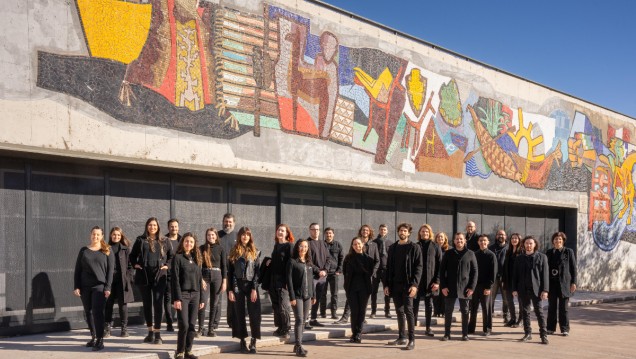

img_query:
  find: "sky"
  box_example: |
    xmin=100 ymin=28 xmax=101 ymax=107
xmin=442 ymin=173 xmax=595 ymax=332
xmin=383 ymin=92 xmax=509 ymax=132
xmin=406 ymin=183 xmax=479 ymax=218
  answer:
xmin=317 ymin=0 xmax=636 ymax=119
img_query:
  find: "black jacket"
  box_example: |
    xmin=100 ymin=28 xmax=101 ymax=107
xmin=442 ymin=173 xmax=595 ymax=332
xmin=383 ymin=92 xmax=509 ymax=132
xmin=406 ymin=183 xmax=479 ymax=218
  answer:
xmin=546 ymin=247 xmax=577 ymax=297
xmin=512 ymin=252 xmax=549 ymax=297
xmin=111 ymin=243 xmax=135 ymax=303
xmin=269 ymin=241 xmax=294 ymax=289
xmin=417 ymin=240 xmax=442 ymax=295
xmin=465 ymin=232 xmax=480 ymax=252
xmin=228 ymin=252 xmax=261 ymax=292
xmin=386 ymin=240 xmax=423 ymax=291
xmin=364 ymin=240 xmax=381 ymax=281
xmin=373 ymin=235 xmax=393 ymax=270
xmin=502 ymin=250 xmax=521 ymax=290
xmin=308 ymin=238 xmax=333 ymax=275
xmin=440 ymin=247 xmax=478 ymax=299
xmin=171 ymin=253 xmax=203 ymax=302
xmin=130 ymin=236 xmax=174 ymax=286
xmin=489 ymin=242 xmax=507 ymax=280
xmin=325 ymin=239 xmax=344 ymax=274
xmin=475 ymin=248 xmax=497 ymax=289
xmin=343 ymin=252 xmax=376 ymax=294
xmin=287 ymin=257 xmax=316 ymax=301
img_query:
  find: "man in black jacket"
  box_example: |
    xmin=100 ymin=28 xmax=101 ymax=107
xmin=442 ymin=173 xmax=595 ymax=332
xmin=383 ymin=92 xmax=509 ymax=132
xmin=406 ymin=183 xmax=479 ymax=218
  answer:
xmin=307 ymin=223 xmax=332 ymax=328
xmin=468 ymin=235 xmax=497 ymax=336
xmin=321 ymin=228 xmax=343 ymax=319
xmin=384 ymin=223 xmax=422 ymax=350
xmin=371 ymin=224 xmax=393 ymax=318
xmin=413 ymin=224 xmax=441 ymax=337
xmin=164 ymin=218 xmax=182 ymax=333
xmin=440 ymin=232 xmax=478 ymax=342
xmin=219 ymin=213 xmax=236 ymax=329
xmin=489 ymin=229 xmax=509 ymax=324
xmin=465 ymin=221 xmax=480 ymax=252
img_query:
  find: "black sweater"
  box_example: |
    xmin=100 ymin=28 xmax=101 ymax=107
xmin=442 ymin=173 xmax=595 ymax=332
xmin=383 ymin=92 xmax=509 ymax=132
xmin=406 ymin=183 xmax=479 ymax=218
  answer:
xmin=200 ymin=243 xmax=227 ymax=279
xmin=475 ymin=248 xmax=497 ymax=289
xmin=74 ymin=247 xmax=115 ymax=291
xmin=171 ymin=253 xmax=203 ymax=301
xmin=308 ymin=238 xmax=333 ymax=273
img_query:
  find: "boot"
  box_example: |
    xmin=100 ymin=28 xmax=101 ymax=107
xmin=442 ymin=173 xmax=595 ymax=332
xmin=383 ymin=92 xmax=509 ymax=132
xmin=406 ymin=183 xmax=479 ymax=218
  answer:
xmin=143 ymin=331 xmax=154 ymax=343
xmin=166 ymin=323 xmax=175 ymax=332
xmin=240 ymin=339 xmax=249 ymax=354
xmin=153 ymin=331 xmax=163 ymax=344
xmin=295 ymin=344 xmax=307 ymax=357
xmin=195 ymin=327 xmax=204 ymax=338
xmin=185 ymin=351 xmax=199 ymax=359
xmin=249 ymin=337 xmax=257 ymax=354
xmin=120 ymin=323 xmax=129 ymax=337
xmin=92 ymin=338 xmax=104 ymax=351
xmin=103 ymin=322 xmax=112 ymax=338
xmin=86 ymin=331 xmax=96 ymax=347
xmin=207 ymin=327 xmax=216 ymax=337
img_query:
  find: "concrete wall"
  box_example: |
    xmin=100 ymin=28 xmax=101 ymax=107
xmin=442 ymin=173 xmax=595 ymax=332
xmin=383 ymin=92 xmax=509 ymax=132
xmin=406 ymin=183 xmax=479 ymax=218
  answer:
xmin=0 ymin=0 xmax=634 ymax=290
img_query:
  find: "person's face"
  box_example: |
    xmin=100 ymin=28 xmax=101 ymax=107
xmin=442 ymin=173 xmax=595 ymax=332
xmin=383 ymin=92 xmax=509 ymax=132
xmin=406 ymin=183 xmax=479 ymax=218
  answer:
xmin=478 ymin=236 xmax=489 ymax=250
xmin=454 ymin=234 xmax=466 ymax=250
xmin=309 ymin=225 xmax=320 ymax=240
xmin=552 ymin=236 xmax=564 ymax=250
xmin=510 ymin=235 xmax=520 ymax=246
xmin=360 ymin=227 xmax=370 ymax=239
xmin=110 ymin=230 xmax=122 ymax=243
xmin=435 ymin=234 xmax=445 ymax=247
xmin=352 ymin=239 xmax=364 ymax=254
xmin=183 ymin=236 xmax=195 ymax=253
xmin=240 ymin=232 xmax=251 ymax=246
xmin=298 ymin=241 xmax=309 ymax=258
xmin=223 ymin=217 xmax=235 ymax=231
xmin=147 ymin=220 xmax=158 ymax=236
xmin=466 ymin=222 xmax=476 ymax=234
xmin=325 ymin=230 xmax=334 ymax=242
xmin=419 ymin=227 xmax=431 ymax=240
xmin=91 ymin=229 xmax=103 ymax=243
xmin=206 ymin=230 xmax=217 ymax=244
xmin=379 ymin=226 xmax=388 ymax=237
xmin=524 ymin=239 xmax=537 ymax=253
xmin=398 ymin=227 xmax=410 ymax=241
xmin=276 ymin=226 xmax=287 ymax=242
xmin=496 ymin=230 xmax=507 ymax=244
xmin=168 ymin=221 xmax=179 ymax=236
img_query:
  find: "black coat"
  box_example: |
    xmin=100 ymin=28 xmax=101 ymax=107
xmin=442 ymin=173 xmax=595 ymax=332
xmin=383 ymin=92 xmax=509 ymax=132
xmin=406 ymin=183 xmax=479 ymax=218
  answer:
xmin=512 ymin=252 xmax=549 ymax=297
xmin=363 ymin=240 xmax=381 ymax=281
xmin=342 ymin=252 xmax=375 ymax=294
xmin=440 ymin=247 xmax=478 ymax=299
xmin=417 ymin=240 xmax=442 ymax=295
xmin=228 ymin=252 xmax=261 ymax=292
xmin=130 ymin=236 xmax=174 ymax=286
xmin=546 ymin=247 xmax=577 ymax=297
xmin=386 ymin=240 xmax=423 ymax=291
xmin=465 ymin=232 xmax=480 ymax=252
xmin=489 ymin=242 xmax=507 ymax=280
xmin=113 ymin=243 xmax=135 ymax=303
xmin=287 ymin=257 xmax=316 ymax=301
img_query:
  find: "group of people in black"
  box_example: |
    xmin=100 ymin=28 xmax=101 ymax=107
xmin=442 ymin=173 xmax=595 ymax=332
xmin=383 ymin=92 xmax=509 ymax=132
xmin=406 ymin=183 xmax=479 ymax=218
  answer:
xmin=73 ymin=215 xmax=577 ymax=357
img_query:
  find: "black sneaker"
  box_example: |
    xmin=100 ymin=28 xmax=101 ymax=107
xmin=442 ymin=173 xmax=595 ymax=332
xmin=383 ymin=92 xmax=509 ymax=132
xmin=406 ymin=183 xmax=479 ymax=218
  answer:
xmin=185 ymin=351 xmax=199 ymax=359
xmin=207 ymin=329 xmax=216 ymax=337
xmin=424 ymin=328 xmax=435 ymax=337
xmin=462 ymin=335 xmax=469 ymax=341
xmin=320 ymin=313 xmax=327 ymax=319
xmin=562 ymin=331 xmax=569 ymax=337
xmin=541 ymin=336 xmax=549 ymax=345
xmin=389 ymin=338 xmax=407 ymax=345
xmin=440 ymin=335 xmax=450 ymax=341
xmin=334 ymin=317 xmax=348 ymax=324
xmin=143 ymin=331 xmax=154 ymax=343
xmin=404 ymin=341 xmax=414 ymax=350
xmin=520 ymin=333 xmax=532 ymax=342
xmin=309 ymin=320 xmax=324 ymax=327
xmin=369 ymin=313 xmax=376 ymax=319
xmin=385 ymin=312 xmax=392 ymax=319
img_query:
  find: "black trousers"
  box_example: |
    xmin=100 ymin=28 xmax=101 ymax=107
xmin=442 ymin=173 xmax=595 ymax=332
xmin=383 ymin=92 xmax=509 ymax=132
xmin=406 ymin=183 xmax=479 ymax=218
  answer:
xmin=490 ymin=277 xmax=509 ymax=318
xmin=413 ymin=292 xmax=434 ymax=328
xmin=520 ymin=289 xmax=547 ymax=336
xmin=504 ymin=285 xmax=522 ymax=322
xmin=468 ymin=285 xmax=492 ymax=333
xmin=139 ymin=275 xmax=167 ymax=329
xmin=176 ymin=291 xmax=199 ymax=353
xmin=547 ymin=285 xmax=570 ymax=333
xmin=199 ymin=269 xmax=223 ymax=330
xmin=391 ymin=285 xmax=415 ymax=341
xmin=444 ymin=296 xmax=470 ymax=336
xmin=371 ymin=269 xmax=390 ymax=314
xmin=104 ymin=274 xmax=128 ymax=326
xmin=347 ymin=288 xmax=370 ymax=336
xmin=319 ymin=274 xmax=339 ymax=315
xmin=164 ymin=276 xmax=175 ymax=326
xmin=292 ymin=298 xmax=311 ymax=345
xmin=433 ymin=293 xmax=445 ymax=316
xmin=81 ymin=285 xmax=106 ymax=338
xmin=310 ymin=279 xmax=328 ymax=320
xmin=269 ymin=284 xmax=292 ymax=331
xmin=232 ymin=280 xmax=262 ymax=340
xmin=226 ymin=293 xmax=234 ymax=328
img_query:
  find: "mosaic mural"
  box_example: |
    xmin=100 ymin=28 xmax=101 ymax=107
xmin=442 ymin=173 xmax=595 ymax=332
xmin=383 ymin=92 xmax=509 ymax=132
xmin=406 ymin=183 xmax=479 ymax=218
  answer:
xmin=36 ymin=0 xmax=636 ymax=251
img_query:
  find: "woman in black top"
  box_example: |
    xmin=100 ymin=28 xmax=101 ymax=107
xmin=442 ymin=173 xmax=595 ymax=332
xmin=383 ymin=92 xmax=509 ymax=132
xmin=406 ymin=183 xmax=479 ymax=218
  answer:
xmin=73 ymin=226 xmax=114 ymax=351
xmin=433 ymin=232 xmax=449 ymax=317
xmin=197 ymin=227 xmax=227 ymax=337
xmin=104 ymin=227 xmax=134 ymax=338
xmin=172 ymin=233 xmax=205 ymax=359
xmin=130 ymin=217 xmax=174 ymax=344
xmin=287 ymin=238 xmax=315 ymax=357
xmin=546 ymin=232 xmax=577 ymax=336
xmin=228 ymin=227 xmax=262 ymax=354
xmin=268 ymin=224 xmax=295 ymax=339
xmin=502 ymin=233 xmax=523 ymax=327
xmin=343 ymin=237 xmax=376 ymax=344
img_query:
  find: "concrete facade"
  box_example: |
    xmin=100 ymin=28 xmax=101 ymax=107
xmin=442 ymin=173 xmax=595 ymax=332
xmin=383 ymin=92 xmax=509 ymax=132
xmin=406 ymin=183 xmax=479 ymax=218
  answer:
xmin=0 ymin=0 xmax=635 ymax=291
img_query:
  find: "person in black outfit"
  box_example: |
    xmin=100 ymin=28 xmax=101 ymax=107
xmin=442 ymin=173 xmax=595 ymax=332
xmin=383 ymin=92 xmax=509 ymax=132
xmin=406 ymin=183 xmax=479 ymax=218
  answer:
xmin=413 ymin=224 xmax=442 ymax=337
xmin=219 ymin=213 xmax=236 ymax=329
xmin=465 ymin=221 xmax=480 ymax=252
xmin=164 ymin=218 xmax=182 ymax=332
xmin=321 ymin=227 xmax=343 ymax=320
xmin=343 ymin=237 xmax=376 ymax=344
xmin=385 ymin=223 xmax=422 ymax=350
xmin=468 ymin=235 xmax=497 ymax=336
xmin=198 ymin=227 xmax=227 ymax=337
xmin=104 ymin=227 xmax=134 ymax=338
xmin=73 ymin=226 xmax=114 ymax=351
xmin=172 ymin=233 xmax=205 ymax=359
xmin=130 ymin=217 xmax=175 ymax=344
xmin=512 ymin=235 xmax=550 ymax=345
xmin=546 ymin=232 xmax=577 ymax=336
xmin=336 ymin=225 xmax=379 ymax=324
xmin=268 ymin=224 xmax=295 ymax=339
xmin=439 ymin=232 xmax=477 ymax=342
xmin=433 ymin=232 xmax=449 ymax=317
xmin=371 ymin=224 xmax=393 ymax=318
xmin=502 ymin=233 xmax=523 ymax=327
xmin=228 ymin=227 xmax=262 ymax=354
xmin=489 ymin=229 xmax=509 ymax=324
xmin=287 ymin=239 xmax=316 ymax=357
xmin=307 ymin=223 xmax=332 ymax=328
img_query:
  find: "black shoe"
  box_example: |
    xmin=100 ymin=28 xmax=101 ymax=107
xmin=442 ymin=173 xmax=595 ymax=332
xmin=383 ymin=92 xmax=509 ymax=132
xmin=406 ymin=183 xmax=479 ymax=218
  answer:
xmin=279 ymin=330 xmax=290 ymax=340
xmin=331 ymin=311 xmax=338 ymax=319
xmin=309 ymin=320 xmax=324 ymax=327
xmin=389 ymin=338 xmax=407 ymax=345
xmin=440 ymin=335 xmax=450 ymax=341
xmin=504 ymin=320 xmax=513 ymax=327
xmin=295 ymin=345 xmax=307 ymax=357
xmin=103 ymin=323 xmax=112 ymax=338
xmin=462 ymin=335 xmax=469 ymax=342
xmin=249 ymin=338 xmax=257 ymax=354
xmin=349 ymin=335 xmax=356 ymax=343
xmin=385 ymin=312 xmax=392 ymax=319
xmin=121 ymin=326 xmax=129 ymax=337
xmin=320 ymin=313 xmax=327 ymax=319
xmin=546 ymin=330 xmax=555 ymax=335
xmin=143 ymin=331 xmax=154 ymax=343
xmin=240 ymin=339 xmax=249 ymax=354
xmin=86 ymin=336 xmax=96 ymax=347
xmin=424 ymin=328 xmax=434 ymax=337
xmin=404 ymin=341 xmax=414 ymax=350
xmin=541 ymin=336 xmax=549 ymax=345
xmin=369 ymin=313 xmax=376 ymax=319
xmin=153 ymin=332 xmax=163 ymax=344
xmin=510 ymin=322 xmax=519 ymax=328
xmin=520 ymin=333 xmax=532 ymax=342
xmin=334 ymin=317 xmax=348 ymax=324
xmin=562 ymin=331 xmax=569 ymax=337
xmin=304 ymin=323 xmax=313 ymax=330
xmin=175 ymin=352 xmax=185 ymax=359
xmin=207 ymin=329 xmax=216 ymax=337
xmin=185 ymin=351 xmax=199 ymax=359
xmin=92 ymin=338 xmax=104 ymax=351
xmin=166 ymin=323 xmax=175 ymax=332
xmin=355 ymin=334 xmax=362 ymax=343
xmin=483 ymin=331 xmax=491 ymax=337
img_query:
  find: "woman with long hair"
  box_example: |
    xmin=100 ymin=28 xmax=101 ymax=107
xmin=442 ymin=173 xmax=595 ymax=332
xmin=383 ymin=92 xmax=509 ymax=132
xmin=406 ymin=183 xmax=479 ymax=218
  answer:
xmin=503 ymin=232 xmax=523 ymax=327
xmin=104 ymin=227 xmax=134 ymax=338
xmin=130 ymin=217 xmax=175 ymax=344
xmin=172 ymin=233 xmax=205 ymax=359
xmin=228 ymin=227 xmax=262 ymax=353
xmin=268 ymin=224 xmax=295 ymax=339
xmin=73 ymin=226 xmax=114 ymax=351
xmin=414 ymin=224 xmax=442 ymax=336
xmin=197 ymin=227 xmax=227 ymax=337
xmin=343 ymin=237 xmax=375 ymax=343
xmin=546 ymin=232 xmax=577 ymax=336
xmin=287 ymin=238 xmax=315 ymax=357
xmin=433 ymin=232 xmax=449 ymax=317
